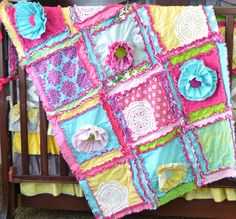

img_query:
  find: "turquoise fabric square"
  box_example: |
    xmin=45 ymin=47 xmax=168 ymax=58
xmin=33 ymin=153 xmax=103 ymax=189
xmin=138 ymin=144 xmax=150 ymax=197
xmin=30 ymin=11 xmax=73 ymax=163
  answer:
xmin=140 ymin=136 xmax=194 ymax=198
xmin=60 ymin=104 xmax=121 ymax=164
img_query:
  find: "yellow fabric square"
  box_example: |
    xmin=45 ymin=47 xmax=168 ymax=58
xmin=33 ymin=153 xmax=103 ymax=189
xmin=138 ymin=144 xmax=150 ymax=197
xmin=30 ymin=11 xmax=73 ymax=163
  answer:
xmin=150 ymin=6 xmax=184 ymax=51
xmin=88 ymin=163 xmax=142 ymax=206
xmin=58 ymin=95 xmax=99 ymax=122
xmin=149 ymin=6 xmax=209 ymax=51
xmin=80 ymin=150 xmax=123 ymax=171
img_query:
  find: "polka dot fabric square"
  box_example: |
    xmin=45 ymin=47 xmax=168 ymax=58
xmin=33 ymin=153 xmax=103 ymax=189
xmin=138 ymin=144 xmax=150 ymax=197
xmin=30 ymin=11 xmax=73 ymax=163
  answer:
xmin=111 ymin=66 xmax=176 ymax=142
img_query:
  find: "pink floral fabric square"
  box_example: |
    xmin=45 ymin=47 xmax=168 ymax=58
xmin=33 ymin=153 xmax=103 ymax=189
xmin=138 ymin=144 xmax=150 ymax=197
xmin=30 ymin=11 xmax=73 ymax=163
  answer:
xmin=26 ymin=41 xmax=96 ymax=111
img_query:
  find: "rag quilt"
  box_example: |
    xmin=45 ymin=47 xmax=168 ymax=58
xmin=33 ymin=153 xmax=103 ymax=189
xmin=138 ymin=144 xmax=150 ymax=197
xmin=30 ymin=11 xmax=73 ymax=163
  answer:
xmin=1 ymin=0 xmax=236 ymax=218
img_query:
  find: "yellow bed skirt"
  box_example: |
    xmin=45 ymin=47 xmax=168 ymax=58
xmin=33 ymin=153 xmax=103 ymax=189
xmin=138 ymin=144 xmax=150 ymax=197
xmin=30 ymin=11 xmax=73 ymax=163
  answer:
xmin=20 ymin=182 xmax=84 ymax=197
xmin=20 ymin=182 xmax=236 ymax=202
xmin=183 ymin=187 xmax=236 ymax=202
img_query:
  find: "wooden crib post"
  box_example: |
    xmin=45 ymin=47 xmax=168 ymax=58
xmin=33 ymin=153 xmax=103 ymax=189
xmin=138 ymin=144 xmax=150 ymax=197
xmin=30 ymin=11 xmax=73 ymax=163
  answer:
xmin=0 ymin=25 xmax=12 ymax=219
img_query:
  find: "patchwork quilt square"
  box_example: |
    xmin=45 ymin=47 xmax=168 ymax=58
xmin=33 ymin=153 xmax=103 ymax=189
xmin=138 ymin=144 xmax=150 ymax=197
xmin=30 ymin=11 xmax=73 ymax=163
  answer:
xmin=2 ymin=1 xmax=71 ymax=58
xmin=139 ymin=135 xmax=195 ymax=205
xmin=166 ymin=41 xmax=227 ymax=123
xmin=80 ymin=161 xmax=154 ymax=218
xmin=71 ymin=4 xmax=125 ymax=30
xmin=57 ymin=98 xmax=126 ymax=174
xmin=108 ymin=64 xmax=177 ymax=143
xmin=86 ymin=7 xmax=152 ymax=80
xmin=148 ymin=5 xmax=210 ymax=52
xmin=27 ymin=39 xmax=96 ymax=111
xmin=195 ymin=119 xmax=235 ymax=174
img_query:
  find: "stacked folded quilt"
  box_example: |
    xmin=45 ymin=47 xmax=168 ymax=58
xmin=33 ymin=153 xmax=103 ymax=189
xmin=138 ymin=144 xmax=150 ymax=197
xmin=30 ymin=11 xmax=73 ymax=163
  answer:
xmin=1 ymin=1 xmax=236 ymax=218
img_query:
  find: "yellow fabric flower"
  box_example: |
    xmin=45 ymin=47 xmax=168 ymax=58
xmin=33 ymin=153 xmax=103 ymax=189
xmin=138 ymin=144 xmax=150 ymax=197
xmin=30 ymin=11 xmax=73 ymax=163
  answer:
xmin=157 ymin=163 xmax=187 ymax=193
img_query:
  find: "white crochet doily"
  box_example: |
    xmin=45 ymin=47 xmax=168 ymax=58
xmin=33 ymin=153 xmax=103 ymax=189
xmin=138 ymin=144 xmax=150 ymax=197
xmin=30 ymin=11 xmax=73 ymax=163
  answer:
xmin=94 ymin=181 xmax=129 ymax=216
xmin=174 ymin=7 xmax=209 ymax=45
xmin=123 ymin=100 xmax=156 ymax=139
xmin=74 ymin=6 xmax=104 ymax=22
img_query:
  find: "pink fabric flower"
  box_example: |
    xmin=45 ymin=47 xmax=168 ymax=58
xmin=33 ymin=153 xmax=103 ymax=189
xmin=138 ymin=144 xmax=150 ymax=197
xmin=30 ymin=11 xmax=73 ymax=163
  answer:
xmin=72 ymin=125 xmax=108 ymax=154
xmin=47 ymin=69 xmax=62 ymax=86
xmin=105 ymin=41 xmax=134 ymax=73
xmin=61 ymin=80 xmax=77 ymax=97
xmin=62 ymin=62 xmax=77 ymax=78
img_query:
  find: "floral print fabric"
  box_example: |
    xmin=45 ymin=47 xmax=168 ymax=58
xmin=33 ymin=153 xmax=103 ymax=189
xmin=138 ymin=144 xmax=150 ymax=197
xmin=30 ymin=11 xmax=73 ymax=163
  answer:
xmin=30 ymin=45 xmax=92 ymax=110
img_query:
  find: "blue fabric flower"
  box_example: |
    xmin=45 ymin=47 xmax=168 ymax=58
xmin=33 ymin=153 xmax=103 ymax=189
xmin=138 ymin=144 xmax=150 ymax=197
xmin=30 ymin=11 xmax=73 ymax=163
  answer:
xmin=178 ymin=59 xmax=218 ymax=101
xmin=14 ymin=1 xmax=47 ymax=40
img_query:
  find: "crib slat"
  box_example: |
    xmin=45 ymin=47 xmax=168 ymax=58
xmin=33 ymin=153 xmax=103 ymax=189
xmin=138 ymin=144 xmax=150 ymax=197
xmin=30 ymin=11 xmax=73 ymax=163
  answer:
xmin=214 ymin=7 xmax=236 ymax=15
xmin=19 ymin=68 xmax=29 ymax=175
xmin=225 ymin=14 xmax=234 ymax=76
xmin=39 ymin=102 xmax=49 ymax=176
xmin=11 ymin=80 xmax=17 ymax=105
xmin=60 ymin=155 xmax=67 ymax=176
